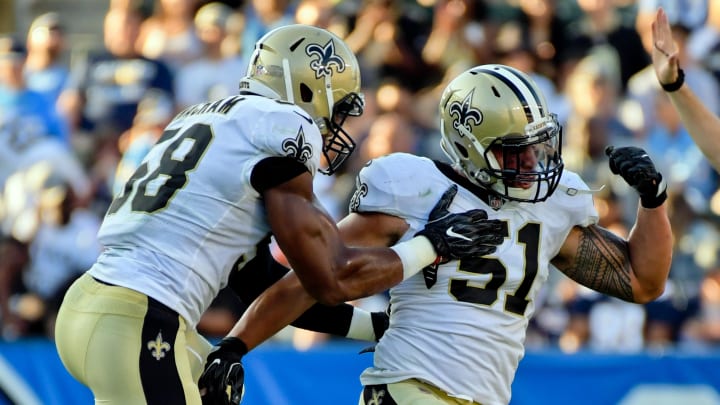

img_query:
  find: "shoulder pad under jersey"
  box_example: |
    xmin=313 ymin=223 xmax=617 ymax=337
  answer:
xmin=349 ymin=153 xmax=443 ymax=222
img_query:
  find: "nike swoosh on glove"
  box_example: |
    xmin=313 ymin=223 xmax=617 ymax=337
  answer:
xmin=416 ymin=184 xmax=506 ymax=263
xmin=605 ymin=146 xmax=667 ymax=208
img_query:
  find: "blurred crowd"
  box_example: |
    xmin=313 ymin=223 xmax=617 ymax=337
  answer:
xmin=1 ymin=0 xmax=720 ymax=353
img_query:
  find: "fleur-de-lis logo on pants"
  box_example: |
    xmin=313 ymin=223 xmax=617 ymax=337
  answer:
xmin=449 ymin=90 xmax=483 ymax=138
xmin=147 ymin=331 xmax=171 ymax=361
xmin=367 ymin=388 xmax=385 ymax=405
xmin=306 ymin=40 xmax=346 ymax=79
xmin=282 ymin=126 xmax=313 ymax=163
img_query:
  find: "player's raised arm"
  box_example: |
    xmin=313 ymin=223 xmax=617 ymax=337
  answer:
xmin=652 ymin=7 xmax=720 ymax=171
xmin=552 ymin=146 xmax=672 ymax=303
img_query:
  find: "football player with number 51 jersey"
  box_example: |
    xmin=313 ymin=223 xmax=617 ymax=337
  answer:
xmin=216 ymin=64 xmax=673 ymax=405
xmin=54 ymin=25 xmax=500 ymax=405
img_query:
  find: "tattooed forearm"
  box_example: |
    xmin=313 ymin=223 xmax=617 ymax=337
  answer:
xmin=560 ymin=226 xmax=634 ymax=302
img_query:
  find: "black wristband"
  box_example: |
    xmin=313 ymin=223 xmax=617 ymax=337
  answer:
xmin=641 ymin=188 xmax=667 ymax=209
xmin=218 ymin=336 xmax=249 ymax=356
xmin=370 ymin=311 xmax=390 ymax=341
xmin=661 ymin=68 xmax=684 ymax=92
xmin=640 ymin=174 xmax=667 ymax=209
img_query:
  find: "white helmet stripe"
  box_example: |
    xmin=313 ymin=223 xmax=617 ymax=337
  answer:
xmin=476 ymin=66 xmax=544 ymax=124
xmin=502 ymin=66 xmax=545 ymax=116
xmin=282 ymin=58 xmax=294 ymax=103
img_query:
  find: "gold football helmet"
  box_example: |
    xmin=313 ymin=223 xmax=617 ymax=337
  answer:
xmin=439 ymin=64 xmax=563 ymax=203
xmin=239 ymin=24 xmax=364 ymax=174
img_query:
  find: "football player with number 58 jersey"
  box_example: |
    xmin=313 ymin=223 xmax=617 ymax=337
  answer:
xmin=218 ymin=64 xmax=673 ymax=405
xmin=54 ymin=25 xmax=499 ymax=405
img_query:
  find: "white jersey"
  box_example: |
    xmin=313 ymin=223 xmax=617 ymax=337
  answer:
xmin=357 ymin=153 xmax=598 ymax=405
xmin=88 ymin=94 xmax=323 ymax=326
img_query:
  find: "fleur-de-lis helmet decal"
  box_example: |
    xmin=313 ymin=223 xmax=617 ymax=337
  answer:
xmin=306 ymin=40 xmax=346 ymax=79
xmin=448 ymin=90 xmax=483 ymax=138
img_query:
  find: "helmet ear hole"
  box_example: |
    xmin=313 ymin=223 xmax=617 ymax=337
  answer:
xmin=454 ymin=142 xmax=469 ymax=158
xmin=300 ymin=83 xmax=313 ymax=103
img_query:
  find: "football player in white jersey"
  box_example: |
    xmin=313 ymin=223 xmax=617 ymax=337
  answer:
xmin=209 ymin=64 xmax=673 ymax=405
xmin=53 ymin=25 xmax=503 ymax=405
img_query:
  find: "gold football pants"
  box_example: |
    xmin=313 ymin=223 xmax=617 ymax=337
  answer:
xmin=359 ymin=379 xmax=482 ymax=405
xmin=55 ymin=273 xmax=212 ymax=404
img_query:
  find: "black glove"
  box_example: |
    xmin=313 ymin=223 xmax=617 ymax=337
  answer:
xmin=416 ymin=185 xmax=506 ymax=262
xmin=605 ymin=146 xmax=667 ymax=208
xmin=199 ymin=337 xmax=248 ymax=405
xmin=370 ymin=309 xmax=390 ymax=341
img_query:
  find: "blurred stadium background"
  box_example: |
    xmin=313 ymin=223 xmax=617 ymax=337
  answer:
xmin=1 ymin=0 xmax=720 ymax=403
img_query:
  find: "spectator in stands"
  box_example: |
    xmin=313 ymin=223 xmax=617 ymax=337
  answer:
xmin=0 ymin=35 xmax=68 ymax=150
xmin=567 ymin=0 xmax=649 ymax=91
xmin=637 ymin=0 xmax=709 ymax=33
xmin=512 ymin=0 xmax=573 ymax=83
xmin=24 ymin=12 xmax=69 ymax=116
xmin=294 ymin=0 xmax=339 ymax=30
xmin=0 ymin=35 xmax=72 ymax=188
xmin=695 ymin=0 xmax=720 ymax=83
xmin=0 ymin=160 xmax=92 ymax=340
xmin=58 ymin=6 xmax=174 ymax=142
xmin=644 ymin=279 xmax=700 ymax=349
xmin=57 ymin=5 xmax=175 ymax=205
xmin=240 ymin=0 xmax=295 ymax=62
xmin=137 ymin=0 xmax=204 ymax=73
xmin=421 ymin=0 xmax=488 ymax=83
xmin=24 ymin=174 xmax=102 ymax=338
xmin=219 ymin=7 xmax=245 ymax=58
xmin=357 ymin=112 xmax=417 ymax=166
xmin=343 ymin=0 xmax=437 ymax=91
xmin=174 ymin=2 xmax=247 ymax=109
xmin=562 ymin=46 xmax=633 ymax=186
xmin=562 ymin=287 xmax=647 ymax=353
xmin=682 ymin=268 xmax=720 ymax=346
